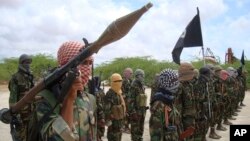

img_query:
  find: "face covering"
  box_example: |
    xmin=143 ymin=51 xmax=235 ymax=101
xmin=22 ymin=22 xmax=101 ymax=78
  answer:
xmin=110 ymin=73 xmax=123 ymax=95
xmin=79 ymin=64 xmax=91 ymax=86
xmin=19 ymin=64 xmax=31 ymax=73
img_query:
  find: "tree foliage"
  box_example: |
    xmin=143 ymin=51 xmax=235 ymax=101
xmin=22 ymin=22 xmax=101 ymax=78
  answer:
xmin=0 ymin=54 xmax=249 ymax=89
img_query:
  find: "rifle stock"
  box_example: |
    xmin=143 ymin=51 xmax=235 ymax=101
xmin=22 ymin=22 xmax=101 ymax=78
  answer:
xmin=1 ymin=2 xmax=153 ymax=123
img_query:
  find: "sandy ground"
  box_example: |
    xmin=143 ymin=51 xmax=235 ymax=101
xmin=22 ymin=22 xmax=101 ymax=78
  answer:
xmin=0 ymin=85 xmax=250 ymax=141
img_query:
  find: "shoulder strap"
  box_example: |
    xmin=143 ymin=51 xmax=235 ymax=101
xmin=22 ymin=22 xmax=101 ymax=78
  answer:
xmin=38 ymin=89 xmax=60 ymax=114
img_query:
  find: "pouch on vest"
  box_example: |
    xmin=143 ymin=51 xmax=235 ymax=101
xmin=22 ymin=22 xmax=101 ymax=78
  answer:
xmin=136 ymin=94 xmax=147 ymax=107
xmin=111 ymin=104 xmax=124 ymax=120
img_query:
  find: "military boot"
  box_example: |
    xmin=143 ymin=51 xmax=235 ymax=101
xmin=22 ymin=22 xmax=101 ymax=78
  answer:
xmin=235 ymin=109 xmax=241 ymax=112
xmin=228 ymin=116 xmax=236 ymax=120
xmin=216 ymin=123 xmax=227 ymax=131
xmin=233 ymin=112 xmax=238 ymax=116
xmin=237 ymin=105 xmax=242 ymax=109
xmin=240 ymin=103 xmax=246 ymax=106
xmin=223 ymin=119 xmax=232 ymax=125
xmin=209 ymin=127 xmax=221 ymax=139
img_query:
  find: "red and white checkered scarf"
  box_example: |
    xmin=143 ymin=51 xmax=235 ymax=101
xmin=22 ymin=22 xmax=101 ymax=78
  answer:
xmin=57 ymin=41 xmax=93 ymax=86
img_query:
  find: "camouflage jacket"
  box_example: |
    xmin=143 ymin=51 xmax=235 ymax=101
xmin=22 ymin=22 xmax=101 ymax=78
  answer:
xmin=127 ymin=79 xmax=145 ymax=115
xmin=8 ymin=70 xmax=34 ymax=121
xmin=121 ymin=77 xmax=132 ymax=98
xmin=150 ymin=100 xmax=180 ymax=141
xmin=104 ymin=88 xmax=124 ymax=122
xmin=35 ymin=89 xmax=96 ymax=141
xmin=177 ymin=81 xmax=196 ymax=118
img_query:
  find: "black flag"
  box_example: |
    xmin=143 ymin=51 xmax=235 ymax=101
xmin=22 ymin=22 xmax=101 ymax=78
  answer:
xmin=172 ymin=8 xmax=203 ymax=64
xmin=240 ymin=50 xmax=245 ymax=66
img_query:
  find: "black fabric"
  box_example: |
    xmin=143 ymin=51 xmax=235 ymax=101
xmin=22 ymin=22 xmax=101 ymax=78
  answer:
xmin=150 ymin=88 xmax=174 ymax=106
xmin=172 ymin=9 xmax=203 ymax=65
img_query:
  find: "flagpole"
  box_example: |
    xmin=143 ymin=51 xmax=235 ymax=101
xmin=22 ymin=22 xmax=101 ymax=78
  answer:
xmin=197 ymin=7 xmax=205 ymax=66
xmin=202 ymin=46 xmax=206 ymax=66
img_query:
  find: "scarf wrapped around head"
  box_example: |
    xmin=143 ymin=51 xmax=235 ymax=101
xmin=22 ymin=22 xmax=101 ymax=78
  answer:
xmin=110 ymin=73 xmax=126 ymax=114
xmin=158 ymin=68 xmax=179 ymax=93
xmin=57 ymin=41 xmax=93 ymax=86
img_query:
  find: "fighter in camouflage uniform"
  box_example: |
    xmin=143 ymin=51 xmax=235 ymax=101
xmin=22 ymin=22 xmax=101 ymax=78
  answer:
xmin=205 ymin=64 xmax=221 ymax=139
xmin=127 ymin=69 xmax=147 ymax=141
xmin=213 ymin=65 xmax=227 ymax=131
xmin=92 ymin=76 xmax=106 ymax=141
xmin=220 ymin=70 xmax=233 ymax=125
xmin=177 ymin=62 xmax=196 ymax=141
xmin=32 ymin=41 xmax=97 ymax=141
xmin=149 ymin=69 xmax=181 ymax=141
xmin=104 ymin=73 xmax=126 ymax=141
xmin=227 ymin=67 xmax=239 ymax=119
xmin=193 ymin=67 xmax=211 ymax=141
xmin=239 ymin=69 xmax=247 ymax=106
xmin=236 ymin=68 xmax=245 ymax=109
xmin=8 ymin=54 xmax=34 ymax=141
xmin=150 ymin=73 xmax=160 ymax=103
xmin=121 ymin=67 xmax=133 ymax=133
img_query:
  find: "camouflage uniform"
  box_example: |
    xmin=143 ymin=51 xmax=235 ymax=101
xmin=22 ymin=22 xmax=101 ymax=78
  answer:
xmin=177 ymin=63 xmax=196 ymax=141
xmin=240 ymin=69 xmax=247 ymax=106
xmin=104 ymin=73 xmax=125 ymax=141
xmin=193 ymin=67 xmax=212 ymax=141
xmin=95 ymin=88 xmax=106 ymax=141
xmin=206 ymin=64 xmax=221 ymax=139
xmin=150 ymin=73 xmax=160 ymax=103
xmin=34 ymin=90 xmax=96 ymax=141
xmin=213 ymin=66 xmax=227 ymax=131
xmin=227 ymin=67 xmax=239 ymax=118
xmin=88 ymin=76 xmax=106 ymax=141
xmin=220 ymin=70 xmax=233 ymax=125
xmin=128 ymin=69 xmax=147 ymax=141
xmin=8 ymin=54 xmax=34 ymax=141
xmin=149 ymin=69 xmax=182 ymax=141
xmin=121 ymin=68 xmax=133 ymax=133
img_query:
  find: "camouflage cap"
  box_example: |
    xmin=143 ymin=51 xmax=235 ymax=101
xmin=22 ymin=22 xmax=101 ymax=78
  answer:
xmin=178 ymin=62 xmax=195 ymax=81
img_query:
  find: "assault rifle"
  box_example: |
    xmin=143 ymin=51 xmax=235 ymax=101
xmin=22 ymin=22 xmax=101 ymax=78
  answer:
xmin=0 ymin=2 xmax=153 ymax=124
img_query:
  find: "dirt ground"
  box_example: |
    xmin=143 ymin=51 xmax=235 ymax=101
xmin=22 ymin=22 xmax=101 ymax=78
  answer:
xmin=1 ymin=85 xmax=250 ymax=141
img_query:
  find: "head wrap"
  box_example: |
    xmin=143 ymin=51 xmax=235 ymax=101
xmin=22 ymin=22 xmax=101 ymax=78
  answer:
xmin=159 ymin=68 xmax=179 ymax=93
xmin=57 ymin=41 xmax=93 ymax=86
xmin=227 ymin=67 xmax=237 ymax=78
xmin=214 ymin=65 xmax=222 ymax=76
xmin=134 ymin=69 xmax=145 ymax=82
xmin=193 ymin=69 xmax=199 ymax=78
xmin=110 ymin=73 xmax=123 ymax=95
xmin=178 ymin=62 xmax=195 ymax=81
xmin=18 ymin=54 xmax=32 ymax=73
xmin=123 ymin=67 xmax=133 ymax=79
xmin=220 ymin=70 xmax=229 ymax=81
xmin=199 ymin=67 xmax=210 ymax=77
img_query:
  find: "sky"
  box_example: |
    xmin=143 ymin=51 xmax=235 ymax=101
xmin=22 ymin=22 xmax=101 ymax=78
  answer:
xmin=0 ymin=0 xmax=249 ymax=66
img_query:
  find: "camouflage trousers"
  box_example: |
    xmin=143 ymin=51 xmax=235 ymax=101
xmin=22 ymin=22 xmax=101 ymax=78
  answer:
xmin=130 ymin=112 xmax=146 ymax=141
xmin=182 ymin=116 xmax=195 ymax=141
xmin=11 ymin=121 xmax=29 ymax=141
xmin=194 ymin=119 xmax=208 ymax=141
xmin=216 ymin=95 xmax=225 ymax=124
xmin=107 ymin=119 xmax=123 ymax=141
xmin=223 ymin=96 xmax=231 ymax=119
